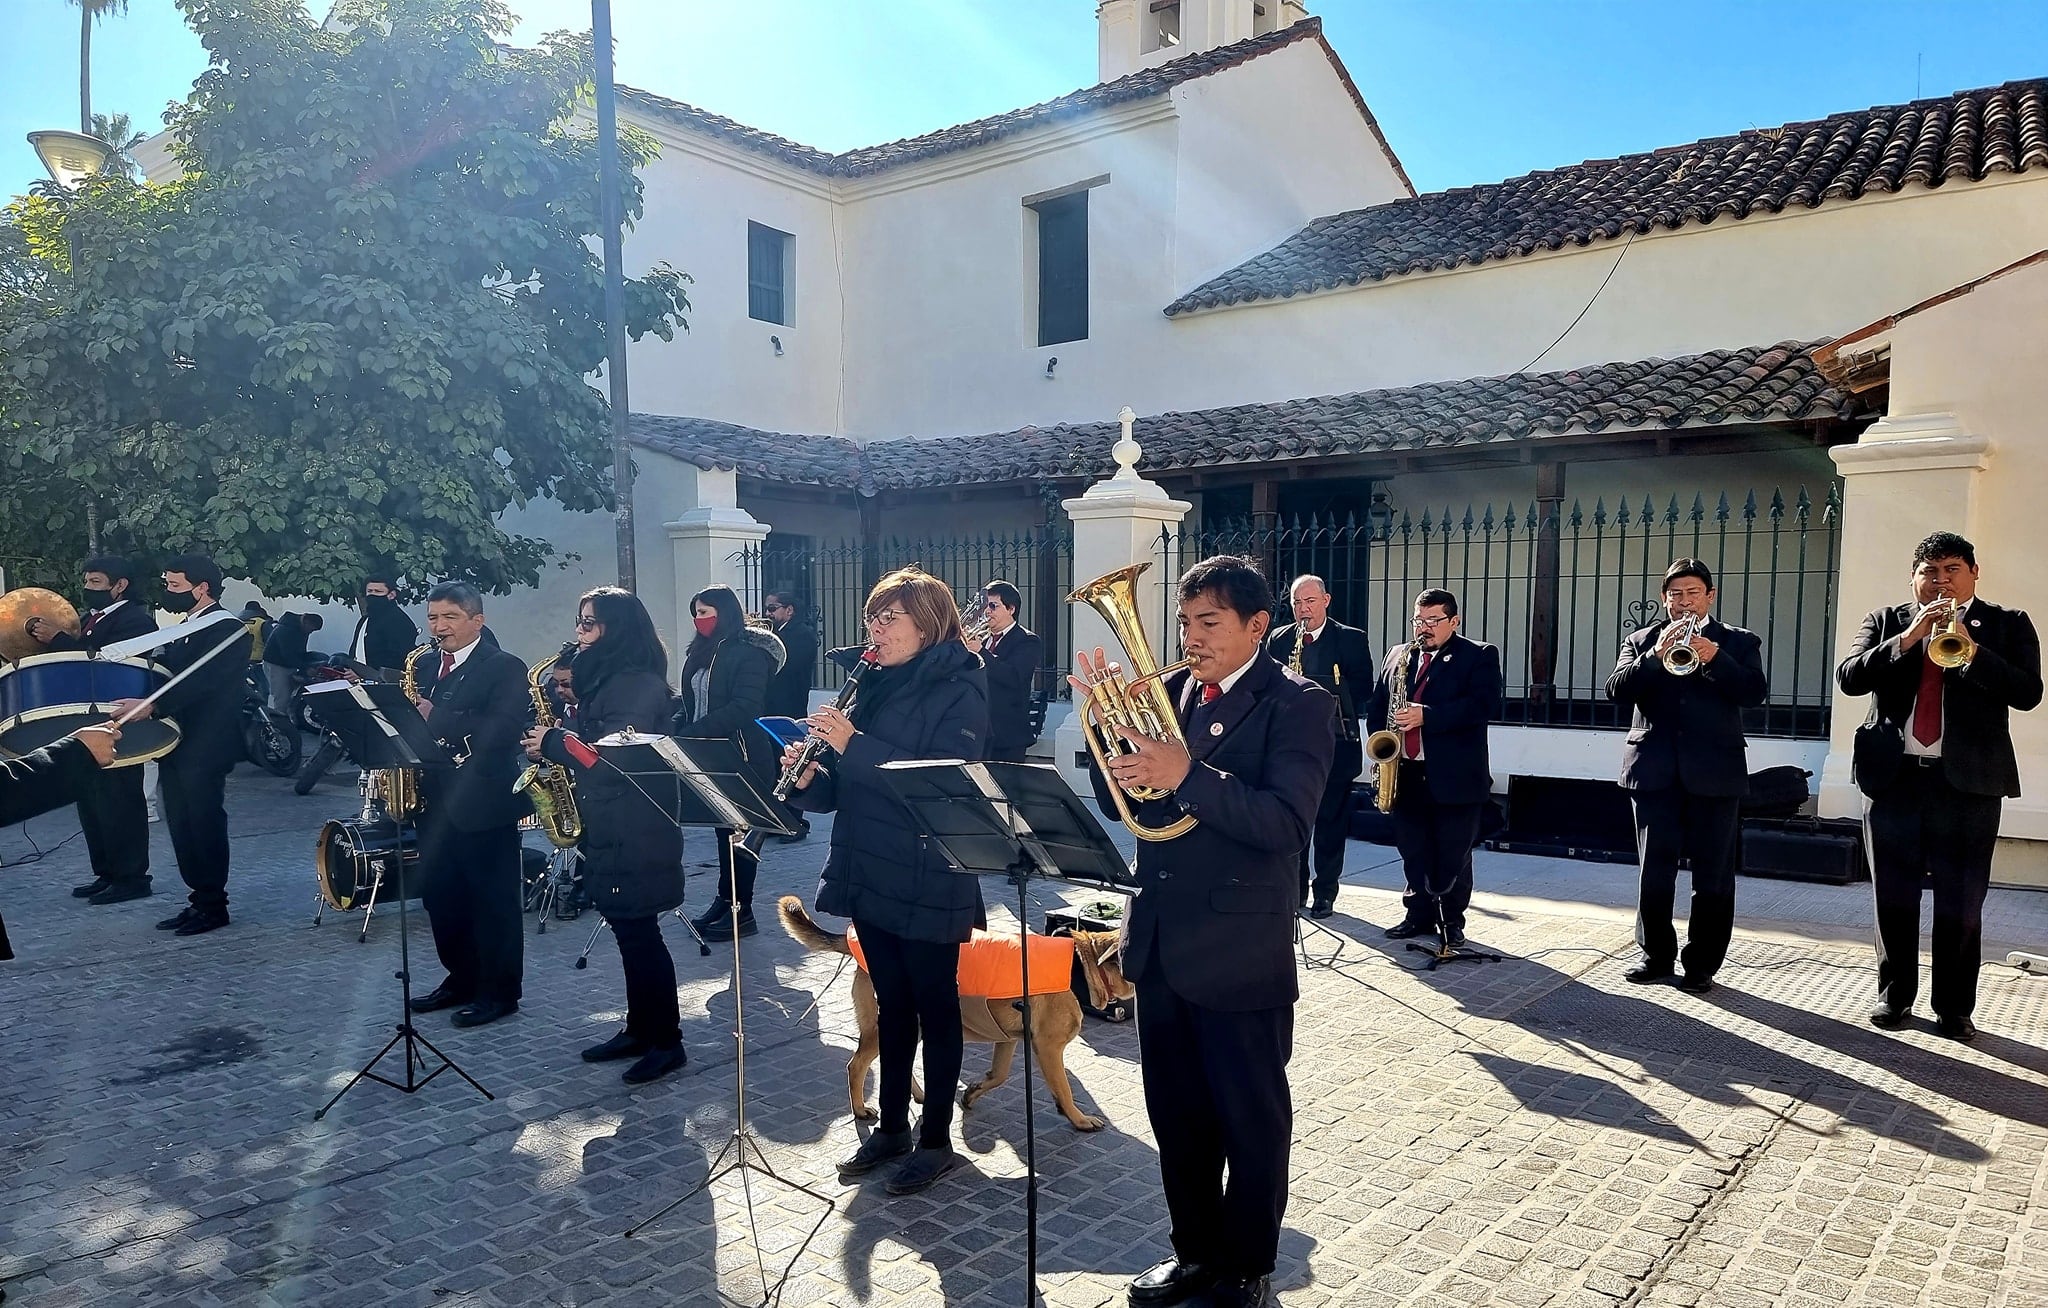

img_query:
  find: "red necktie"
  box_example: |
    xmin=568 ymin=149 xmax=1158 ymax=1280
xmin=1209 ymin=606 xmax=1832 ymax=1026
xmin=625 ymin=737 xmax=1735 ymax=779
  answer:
xmin=1200 ymin=683 xmax=1221 ymax=705
xmin=1912 ymin=650 xmax=1943 ymax=746
xmin=1403 ymin=651 xmax=1434 ymax=758
xmin=439 ymin=651 xmax=456 ymax=679
xmin=82 ymin=610 xmax=100 ymax=637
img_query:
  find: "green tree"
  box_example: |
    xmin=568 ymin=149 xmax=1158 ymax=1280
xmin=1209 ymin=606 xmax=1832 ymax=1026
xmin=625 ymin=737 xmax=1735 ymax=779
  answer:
xmin=0 ymin=0 xmax=690 ymax=598
xmin=88 ymin=112 xmax=147 ymax=178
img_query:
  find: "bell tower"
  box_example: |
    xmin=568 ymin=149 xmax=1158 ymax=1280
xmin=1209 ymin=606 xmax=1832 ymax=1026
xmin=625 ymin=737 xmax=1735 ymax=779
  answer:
xmin=1097 ymin=0 xmax=1310 ymax=83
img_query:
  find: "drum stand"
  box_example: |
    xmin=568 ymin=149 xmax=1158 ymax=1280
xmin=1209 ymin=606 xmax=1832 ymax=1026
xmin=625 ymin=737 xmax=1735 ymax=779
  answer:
xmin=626 ymin=830 xmax=834 ymax=1306
xmin=315 ymin=851 xmax=492 ymax=1118
xmin=529 ymin=844 xmax=581 ymax=933
xmin=311 ymin=774 xmax=404 ymax=943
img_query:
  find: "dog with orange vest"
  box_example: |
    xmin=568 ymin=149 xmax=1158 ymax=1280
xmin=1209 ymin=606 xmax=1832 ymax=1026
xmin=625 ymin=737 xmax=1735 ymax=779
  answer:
xmin=778 ymin=896 xmax=1133 ymax=1131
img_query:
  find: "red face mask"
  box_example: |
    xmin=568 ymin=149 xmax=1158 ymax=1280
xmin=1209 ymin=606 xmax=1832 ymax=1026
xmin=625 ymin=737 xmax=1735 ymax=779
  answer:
xmin=693 ymin=614 xmax=719 ymax=638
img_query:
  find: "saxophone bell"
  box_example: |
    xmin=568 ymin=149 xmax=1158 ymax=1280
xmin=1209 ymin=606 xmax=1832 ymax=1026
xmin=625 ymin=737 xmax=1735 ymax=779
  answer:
xmin=514 ymin=651 xmax=583 ymax=849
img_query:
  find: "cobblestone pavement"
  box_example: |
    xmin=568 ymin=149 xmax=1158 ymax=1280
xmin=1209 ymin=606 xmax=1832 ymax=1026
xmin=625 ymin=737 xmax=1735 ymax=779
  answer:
xmin=2 ymin=764 xmax=2045 ymax=1307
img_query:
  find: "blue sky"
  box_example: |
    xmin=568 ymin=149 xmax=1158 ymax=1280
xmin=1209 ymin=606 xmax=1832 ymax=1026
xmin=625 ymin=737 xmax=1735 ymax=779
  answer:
xmin=3 ymin=1 xmax=2045 ymax=204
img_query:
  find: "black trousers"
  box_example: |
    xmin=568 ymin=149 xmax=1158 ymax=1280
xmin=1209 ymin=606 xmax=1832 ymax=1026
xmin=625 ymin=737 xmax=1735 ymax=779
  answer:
xmin=713 ymin=837 xmax=760 ymax=906
xmin=1863 ymin=760 xmax=2001 ymax=1019
xmin=161 ymin=757 xmax=230 ymax=914
xmin=420 ymin=822 xmax=525 ymax=1003
xmin=1392 ymin=761 xmax=1481 ymax=930
xmin=1629 ymin=787 xmax=1740 ymax=978
xmin=610 ymin=914 xmax=681 ymax=1048
xmin=79 ymin=763 xmax=150 ymax=887
xmin=853 ymin=918 xmax=963 ymax=1149
xmin=1136 ymin=965 xmax=1293 ymax=1280
xmin=1298 ymin=738 xmax=1361 ymax=905
xmin=988 ymin=744 xmax=1029 ymax=763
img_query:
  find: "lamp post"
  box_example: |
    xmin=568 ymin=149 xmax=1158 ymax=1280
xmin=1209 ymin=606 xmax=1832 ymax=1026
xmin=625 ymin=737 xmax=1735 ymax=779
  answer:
xmin=27 ymin=128 xmax=112 ymax=553
xmin=591 ymin=0 xmax=636 ymax=591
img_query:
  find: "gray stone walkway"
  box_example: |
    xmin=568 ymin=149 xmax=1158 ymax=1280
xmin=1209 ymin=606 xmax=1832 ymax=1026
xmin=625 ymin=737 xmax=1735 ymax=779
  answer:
xmin=2 ymin=764 xmax=2045 ymax=1306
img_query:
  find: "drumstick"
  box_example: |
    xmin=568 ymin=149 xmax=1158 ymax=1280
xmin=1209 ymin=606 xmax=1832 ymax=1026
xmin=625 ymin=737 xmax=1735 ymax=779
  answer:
xmin=111 ymin=626 xmax=252 ymax=728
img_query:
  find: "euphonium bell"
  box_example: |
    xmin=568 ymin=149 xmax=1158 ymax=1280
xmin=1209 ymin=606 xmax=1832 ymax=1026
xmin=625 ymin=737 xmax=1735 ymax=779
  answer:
xmin=1067 ymin=563 xmax=1197 ymax=843
xmin=1928 ymin=593 xmax=1976 ymax=669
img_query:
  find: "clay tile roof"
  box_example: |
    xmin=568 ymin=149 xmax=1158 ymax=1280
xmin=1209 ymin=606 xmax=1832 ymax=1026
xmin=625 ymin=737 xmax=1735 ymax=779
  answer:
xmin=617 ymin=19 xmax=1393 ymax=183
xmin=1166 ymin=78 xmax=2048 ymax=316
xmin=632 ymin=343 xmax=1861 ymax=490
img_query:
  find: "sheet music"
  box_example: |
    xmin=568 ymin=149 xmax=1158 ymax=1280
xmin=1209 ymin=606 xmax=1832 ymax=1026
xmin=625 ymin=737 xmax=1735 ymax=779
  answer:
xmin=648 ymin=735 xmax=750 ymax=829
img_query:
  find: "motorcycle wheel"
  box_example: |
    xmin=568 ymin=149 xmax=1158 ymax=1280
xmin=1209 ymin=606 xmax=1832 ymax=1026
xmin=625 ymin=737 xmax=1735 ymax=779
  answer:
xmin=247 ymin=709 xmax=303 ymax=777
xmin=294 ymin=733 xmax=344 ymax=795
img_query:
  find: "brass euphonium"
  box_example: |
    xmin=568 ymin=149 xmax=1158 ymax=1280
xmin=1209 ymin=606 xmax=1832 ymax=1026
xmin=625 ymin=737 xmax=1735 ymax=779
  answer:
xmin=513 ymin=652 xmax=583 ymax=850
xmin=1928 ymin=591 xmax=1977 ymax=669
xmin=1067 ymin=563 xmax=1197 ymax=843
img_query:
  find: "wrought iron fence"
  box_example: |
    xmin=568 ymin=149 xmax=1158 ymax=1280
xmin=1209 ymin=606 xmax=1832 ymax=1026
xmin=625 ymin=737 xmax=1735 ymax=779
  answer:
xmin=1158 ymin=483 xmax=1844 ymax=740
xmin=735 ymin=528 xmax=1075 ymax=692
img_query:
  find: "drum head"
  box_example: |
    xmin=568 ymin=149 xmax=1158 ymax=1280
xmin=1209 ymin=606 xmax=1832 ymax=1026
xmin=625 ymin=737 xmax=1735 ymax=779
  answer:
xmin=315 ymin=820 xmax=419 ymax=913
xmin=0 ymin=710 xmax=179 ymax=768
xmin=315 ymin=820 xmax=363 ymax=911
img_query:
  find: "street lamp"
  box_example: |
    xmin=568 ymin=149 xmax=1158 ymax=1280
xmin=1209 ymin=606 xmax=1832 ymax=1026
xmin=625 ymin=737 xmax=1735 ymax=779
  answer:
xmin=27 ymin=129 xmax=109 ymax=188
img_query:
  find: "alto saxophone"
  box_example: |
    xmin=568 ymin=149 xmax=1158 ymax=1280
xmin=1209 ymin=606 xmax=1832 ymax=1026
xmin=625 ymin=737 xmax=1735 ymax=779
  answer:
xmin=513 ymin=652 xmax=583 ymax=849
xmin=381 ymin=642 xmax=433 ymax=821
xmin=1363 ymin=637 xmax=1424 ymax=814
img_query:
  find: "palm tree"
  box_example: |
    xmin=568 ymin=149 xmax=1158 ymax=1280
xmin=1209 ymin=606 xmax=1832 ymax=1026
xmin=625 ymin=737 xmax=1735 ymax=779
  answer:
xmin=87 ymin=111 xmax=145 ymax=178
xmin=67 ymin=0 xmax=131 ymax=133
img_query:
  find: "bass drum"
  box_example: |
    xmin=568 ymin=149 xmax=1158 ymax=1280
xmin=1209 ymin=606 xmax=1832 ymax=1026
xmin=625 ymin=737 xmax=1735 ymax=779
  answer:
xmin=314 ymin=820 xmax=423 ymax=912
xmin=0 ymin=652 xmax=181 ymax=767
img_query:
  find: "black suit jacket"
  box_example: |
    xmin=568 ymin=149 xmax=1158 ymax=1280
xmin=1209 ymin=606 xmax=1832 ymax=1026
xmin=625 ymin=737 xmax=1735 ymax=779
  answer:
xmin=154 ymin=608 xmax=255 ymax=774
xmin=414 ymin=642 xmax=534 ymax=832
xmin=41 ymin=600 xmax=158 ymax=653
xmin=1267 ymin=619 xmax=1375 ymax=742
xmin=1088 ymin=655 xmax=1336 ymax=1012
xmin=350 ymin=601 xmax=419 ymax=671
xmin=1836 ymin=599 xmax=2042 ymax=798
xmin=982 ymin=624 xmax=1044 ymax=751
xmin=766 ymin=618 xmax=818 ymax=719
xmin=1367 ymin=633 xmax=1503 ymax=805
xmin=1606 ymin=618 xmax=1768 ymax=797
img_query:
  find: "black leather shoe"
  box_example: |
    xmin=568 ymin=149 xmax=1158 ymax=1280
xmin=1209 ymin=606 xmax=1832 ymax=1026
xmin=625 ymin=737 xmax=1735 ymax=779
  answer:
xmin=884 ymin=1146 xmax=962 ymax=1196
xmin=1308 ymin=899 xmax=1335 ymax=919
xmin=1624 ymin=960 xmax=1675 ymax=985
xmin=622 ymin=1045 xmax=688 ymax=1085
xmin=1128 ymin=1257 xmax=1216 ymax=1304
xmin=1937 ymin=1015 xmax=1979 ymax=1042
xmin=72 ymin=878 xmax=111 ymax=899
xmin=173 ymin=912 xmax=229 ymax=936
xmin=1444 ymin=926 xmax=1468 ymax=949
xmin=1869 ymin=1005 xmax=1912 ymax=1030
xmin=413 ymin=983 xmax=470 ymax=1014
xmin=1384 ymin=920 xmax=1430 ymax=940
xmin=89 ymin=881 xmax=153 ymax=905
xmin=1205 ymin=1274 xmax=1273 ymax=1308
xmin=838 ymin=1127 xmax=914 ymax=1177
xmin=1675 ymin=973 xmax=1715 ymax=994
xmin=155 ymin=907 xmax=196 ymax=931
xmin=452 ymin=999 xmax=518 ymax=1028
xmin=582 ymin=1030 xmax=651 ymax=1063
xmin=698 ymin=906 xmax=757 ymax=942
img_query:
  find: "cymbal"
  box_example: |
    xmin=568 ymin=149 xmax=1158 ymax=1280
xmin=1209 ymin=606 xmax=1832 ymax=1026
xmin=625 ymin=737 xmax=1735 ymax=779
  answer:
xmin=0 ymin=587 xmax=80 ymax=662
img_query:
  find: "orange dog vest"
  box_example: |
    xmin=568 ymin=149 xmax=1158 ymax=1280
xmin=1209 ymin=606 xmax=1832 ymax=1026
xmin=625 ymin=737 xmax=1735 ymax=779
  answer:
xmin=846 ymin=928 xmax=1075 ymax=1000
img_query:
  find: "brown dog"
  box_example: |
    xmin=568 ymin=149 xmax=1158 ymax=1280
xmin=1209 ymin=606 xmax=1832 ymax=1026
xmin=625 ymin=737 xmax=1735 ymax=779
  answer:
xmin=777 ymin=896 xmax=1133 ymax=1132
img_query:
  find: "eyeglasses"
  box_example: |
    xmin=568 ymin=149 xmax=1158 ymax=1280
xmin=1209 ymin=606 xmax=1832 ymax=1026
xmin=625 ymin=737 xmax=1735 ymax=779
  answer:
xmin=865 ymin=609 xmax=909 ymax=629
xmin=1412 ymin=615 xmax=1453 ymax=628
xmin=574 ymin=617 xmax=600 ymax=631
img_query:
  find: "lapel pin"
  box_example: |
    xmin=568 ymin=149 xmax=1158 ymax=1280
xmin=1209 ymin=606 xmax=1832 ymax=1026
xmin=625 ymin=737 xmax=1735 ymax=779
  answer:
xmin=1209 ymin=722 xmax=1224 ymax=737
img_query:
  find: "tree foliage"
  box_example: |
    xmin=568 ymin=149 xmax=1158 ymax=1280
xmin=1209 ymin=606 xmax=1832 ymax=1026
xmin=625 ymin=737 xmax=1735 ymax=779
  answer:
xmin=0 ymin=0 xmax=690 ymax=598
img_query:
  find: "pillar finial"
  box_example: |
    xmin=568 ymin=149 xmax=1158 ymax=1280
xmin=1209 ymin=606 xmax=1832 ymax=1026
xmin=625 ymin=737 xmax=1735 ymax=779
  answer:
xmin=1111 ymin=406 xmax=1142 ymax=482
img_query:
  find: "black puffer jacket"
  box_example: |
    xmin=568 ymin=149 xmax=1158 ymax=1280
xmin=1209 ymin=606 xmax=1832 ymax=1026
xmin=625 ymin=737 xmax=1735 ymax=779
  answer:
xmin=674 ymin=626 xmax=786 ymax=740
xmin=791 ymin=639 xmax=988 ymax=944
xmin=541 ymin=667 xmax=684 ymax=920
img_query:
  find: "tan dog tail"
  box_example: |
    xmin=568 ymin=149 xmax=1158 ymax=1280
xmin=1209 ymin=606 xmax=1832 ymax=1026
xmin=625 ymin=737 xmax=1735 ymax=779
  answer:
xmin=776 ymin=895 xmax=850 ymax=955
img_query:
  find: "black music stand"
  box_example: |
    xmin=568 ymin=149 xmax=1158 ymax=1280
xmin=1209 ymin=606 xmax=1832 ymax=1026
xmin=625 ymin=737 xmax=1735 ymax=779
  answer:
xmin=616 ymin=735 xmax=830 ymax=1308
xmin=309 ymin=685 xmax=492 ymax=1118
xmin=879 ymin=759 xmax=1133 ymax=1308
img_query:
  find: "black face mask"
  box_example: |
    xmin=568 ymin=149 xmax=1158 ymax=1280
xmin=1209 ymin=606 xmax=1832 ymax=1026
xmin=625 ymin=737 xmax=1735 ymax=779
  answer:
xmin=161 ymin=590 xmax=198 ymax=614
xmin=364 ymin=594 xmax=392 ymax=607
xmin=82 ymin=586 xmax=114 ymax=608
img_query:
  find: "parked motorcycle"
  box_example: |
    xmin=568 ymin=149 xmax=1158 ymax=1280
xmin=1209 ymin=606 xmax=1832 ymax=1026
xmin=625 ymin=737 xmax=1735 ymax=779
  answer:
xmin=242 ymin=683 xmax=302 ymax=777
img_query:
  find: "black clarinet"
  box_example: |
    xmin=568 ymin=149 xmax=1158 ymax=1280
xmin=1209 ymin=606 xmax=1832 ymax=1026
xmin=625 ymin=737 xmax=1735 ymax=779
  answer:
xmin=738 ymin=645 xmax=878 ymax=859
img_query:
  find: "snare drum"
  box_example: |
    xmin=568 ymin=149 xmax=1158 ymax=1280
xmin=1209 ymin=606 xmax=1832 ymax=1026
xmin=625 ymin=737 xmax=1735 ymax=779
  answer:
xmin=0 ymin=652 xmax=181 ymax=767
xmin=315 ymin=819 xmax=423 ymax=912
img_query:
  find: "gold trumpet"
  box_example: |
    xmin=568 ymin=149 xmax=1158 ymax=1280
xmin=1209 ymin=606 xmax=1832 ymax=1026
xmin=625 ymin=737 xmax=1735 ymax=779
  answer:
xmin=1928 ymin=592 xmax=1976 ymax=669
xmin=1068 ymin=563 xmax=1196 ymax=842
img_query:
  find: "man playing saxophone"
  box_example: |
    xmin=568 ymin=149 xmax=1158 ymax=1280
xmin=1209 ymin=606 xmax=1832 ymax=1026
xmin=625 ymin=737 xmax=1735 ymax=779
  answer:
xmin=1369 ymin=589 xmax=1502 ymax=946
xmin=409 ymin=583 xmax=533 ymax=1030
xmin=1266 ymin=575 xmax=1375 ymax=917
xmin=1071 ymin=556 xmax=1334 ymax=1308
xmin=1607 ymin=560 xmax=1767 ymax=995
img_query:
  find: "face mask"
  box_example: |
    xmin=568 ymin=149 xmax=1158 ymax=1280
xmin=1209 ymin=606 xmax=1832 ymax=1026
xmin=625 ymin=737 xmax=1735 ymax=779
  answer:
xmin=162 ymin=590 xmax=198 ymax=614
xmin=83 ymin=587 xmax=113 ymax=608
xmin=693 ymin=615 xmax=719 ymax=638
xmin=364 ymin=594 xmax=391 ymax=607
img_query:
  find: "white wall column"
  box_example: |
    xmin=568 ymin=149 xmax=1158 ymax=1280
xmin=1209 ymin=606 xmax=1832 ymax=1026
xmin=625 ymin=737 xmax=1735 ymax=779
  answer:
xmin=664 ymin=465 xmax=772 ymax=655
xmin=1055 ymin=407 xmax=1192 ymax=790
xmin=1817 ymin=413 xmax=1990 ymax=819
